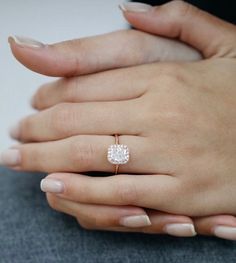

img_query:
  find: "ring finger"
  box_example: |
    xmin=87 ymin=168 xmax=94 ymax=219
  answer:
xmin=1 ymin=135 xmax=164 ymax=174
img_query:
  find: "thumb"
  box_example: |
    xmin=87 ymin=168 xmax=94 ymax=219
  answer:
xmin=121 ymin=0 xmax=236 ymax=58
xmin=8 ymin=29 xmax=201 ymax=78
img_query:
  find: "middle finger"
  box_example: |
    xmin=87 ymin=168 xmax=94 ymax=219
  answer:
xmin=14 ymin=100 xmax=141 ymax=142
xmin=32 ymin=66 xmax=149 ymax=110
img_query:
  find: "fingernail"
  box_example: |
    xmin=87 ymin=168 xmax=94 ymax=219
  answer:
xmin=120 ymin=214 xmax=151 ymax=228
xmin=40 ymin=178 xmax=64 ymax=194
xmin=0 ymin=149 xmax=21 ymax=167
xmin=119 ymin=2 xmax=152 ymax=13
xmin=8 ymin=35 xmax=45 ymax=49
xmin=9 ymin=123 xmax=20 ymax=140
xmin=214 ymin=226 xmax=236 ymax=240
xmin=165 ymin=223 xmax=197 ymax=237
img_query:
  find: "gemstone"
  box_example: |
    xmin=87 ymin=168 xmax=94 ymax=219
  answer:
xmin=107 ymin=144 xmax=130 ymax=165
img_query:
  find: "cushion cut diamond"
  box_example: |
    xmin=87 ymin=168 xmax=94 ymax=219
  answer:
xmin=107 ymin=144 xmax=129 ymax=165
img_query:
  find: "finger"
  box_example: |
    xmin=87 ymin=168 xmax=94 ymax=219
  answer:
xmin=41 ymin=173 xmax=180 ymax=214
xmin=9 ymin=29 xmax=201 ymax=77
xmin=14 ymin=100 xmax=140 ymax=142
xmin=32 ymin=66 xmax=149 ymax=110
xmin=121 ymin=1 xmax=236 ymax=58
xmin=4 ymin=135 xmax=160 ymax=174
xmin=46 ymin=193 xmax=150 ymax=229
xmin=102 ymin=211 xmax=196 ymax=237
xmin=46 ymin=194 xmax=196 ymax=236
xmin=194 ymin=215 xmax=236 ymax=240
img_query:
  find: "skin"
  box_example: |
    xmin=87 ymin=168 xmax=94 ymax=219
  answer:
xmin=2 ymin=1 xmax=236 ymax=238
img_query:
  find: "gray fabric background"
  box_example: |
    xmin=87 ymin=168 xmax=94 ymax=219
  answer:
xmin=0 ymin=166 xmax=235 ymax=263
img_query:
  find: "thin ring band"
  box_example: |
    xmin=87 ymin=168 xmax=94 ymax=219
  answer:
xmin=114 ymin=134 xmax=119 ymax=175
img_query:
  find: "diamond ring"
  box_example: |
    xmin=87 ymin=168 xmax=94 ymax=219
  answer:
xmin=107 ymin=134 xmax=130 ymax=174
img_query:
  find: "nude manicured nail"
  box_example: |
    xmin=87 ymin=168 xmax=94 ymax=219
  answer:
xmin=9 ymin=123 xmax=20 ymax=140
xmin=40 ymin=178 xmax=64 ymax=194
xmin=120 ymin=215 xmax=151 ymax=228
xmin=8 ymin=35 xmax=45 ymax=49
xmin=214 ymin=226 xmax=236 ymax=240
xmin=0 ymin=149 xmax=21 ymax=167
xmin=119 ymin=2 xmax=152 ymax=12
xmin=165 ymin=224 xmax=197 ymax=237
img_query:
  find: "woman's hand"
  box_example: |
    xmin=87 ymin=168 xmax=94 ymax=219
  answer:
xmin=38 ymin=55 xmax=236 ymax=240
xmin=2 ymin=1 xmax=236 ymax=239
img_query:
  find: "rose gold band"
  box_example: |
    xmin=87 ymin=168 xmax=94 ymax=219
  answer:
xmin=114 ymin=134 xmax=119 ymax=175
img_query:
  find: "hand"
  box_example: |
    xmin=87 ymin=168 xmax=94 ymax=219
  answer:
xmin=5 ymin=27 xmax=201 ymax=237
xmin=3 ymin=0 xmax=236 ymax=239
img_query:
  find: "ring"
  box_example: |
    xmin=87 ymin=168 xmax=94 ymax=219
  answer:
xmin=107 ymin=134 xmax=130 ymax=174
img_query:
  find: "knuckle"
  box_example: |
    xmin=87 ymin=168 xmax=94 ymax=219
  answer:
xmin=165 ymin=183 xmax=195 ymax=214
xmin=70 ymin=139 xmax=95 ymax=171
xmin=51 ymin=103 xmax=75 ymax=137
xmin=61 ymin=78 xmax=79 ymax=102
xmin=123 ymin=30 xmax=146 ymax=62
xmin=20 ymin=146 xmax=40 ymax=171
xmin=61 ymin=40 xmax=84 ymax=77
xmin=112 ymin=30 xmax=145 ymax=65
xmin=115 ymin=177 xmax=140 ymax=205
xmin=159 ymin=64 xmax=187 ymax=86
xmin=163 ymin=106 xmax=191 ymax=129
xmin=144 ymin=65 xmax=191 ymax=130
xmin=168 ymin=0 xmax=194 ymax=18
xmin=164 ymin=108 xmax=192 ymax=135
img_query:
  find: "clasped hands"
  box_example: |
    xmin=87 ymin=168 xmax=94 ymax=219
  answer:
xmin=1 ymin=1 xmax=236 ymax=239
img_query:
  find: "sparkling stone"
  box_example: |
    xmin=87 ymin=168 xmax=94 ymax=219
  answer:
xmin=107 ymin=144 xmax=129 ymax=165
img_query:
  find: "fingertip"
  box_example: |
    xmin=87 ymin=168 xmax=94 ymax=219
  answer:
xmin=118 ymin=2 xmax=152 ymax=13
xmin=8 ymin=36 xmax=15 ymax=46
xmin=30 ymin=95 xmax=37 ymax=109
xmin=164 ymin=223 xmax=197 ymax=237
xmin=194 ymin=215 xmax=236 ymax=238
xmin=8 ymin=35 xmax=45 ymax=49
xmin=118 ymin=2 xmax=154 ymax=29
xmin=30 ymin=93 xmax=42 ymax=110
xmin=214 ymin=226 xmax=236 ymax=241
xmin=8 ymin=35 xmax=73 ymax=77
xmin=40 ymin=177 xmax=64 ymax=194
xmin=8 ymin=36 xmax=52 ymax=76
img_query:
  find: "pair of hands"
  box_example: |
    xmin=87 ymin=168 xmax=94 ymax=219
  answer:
xmin=2 ymin=1 xmax=236 ymax=239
